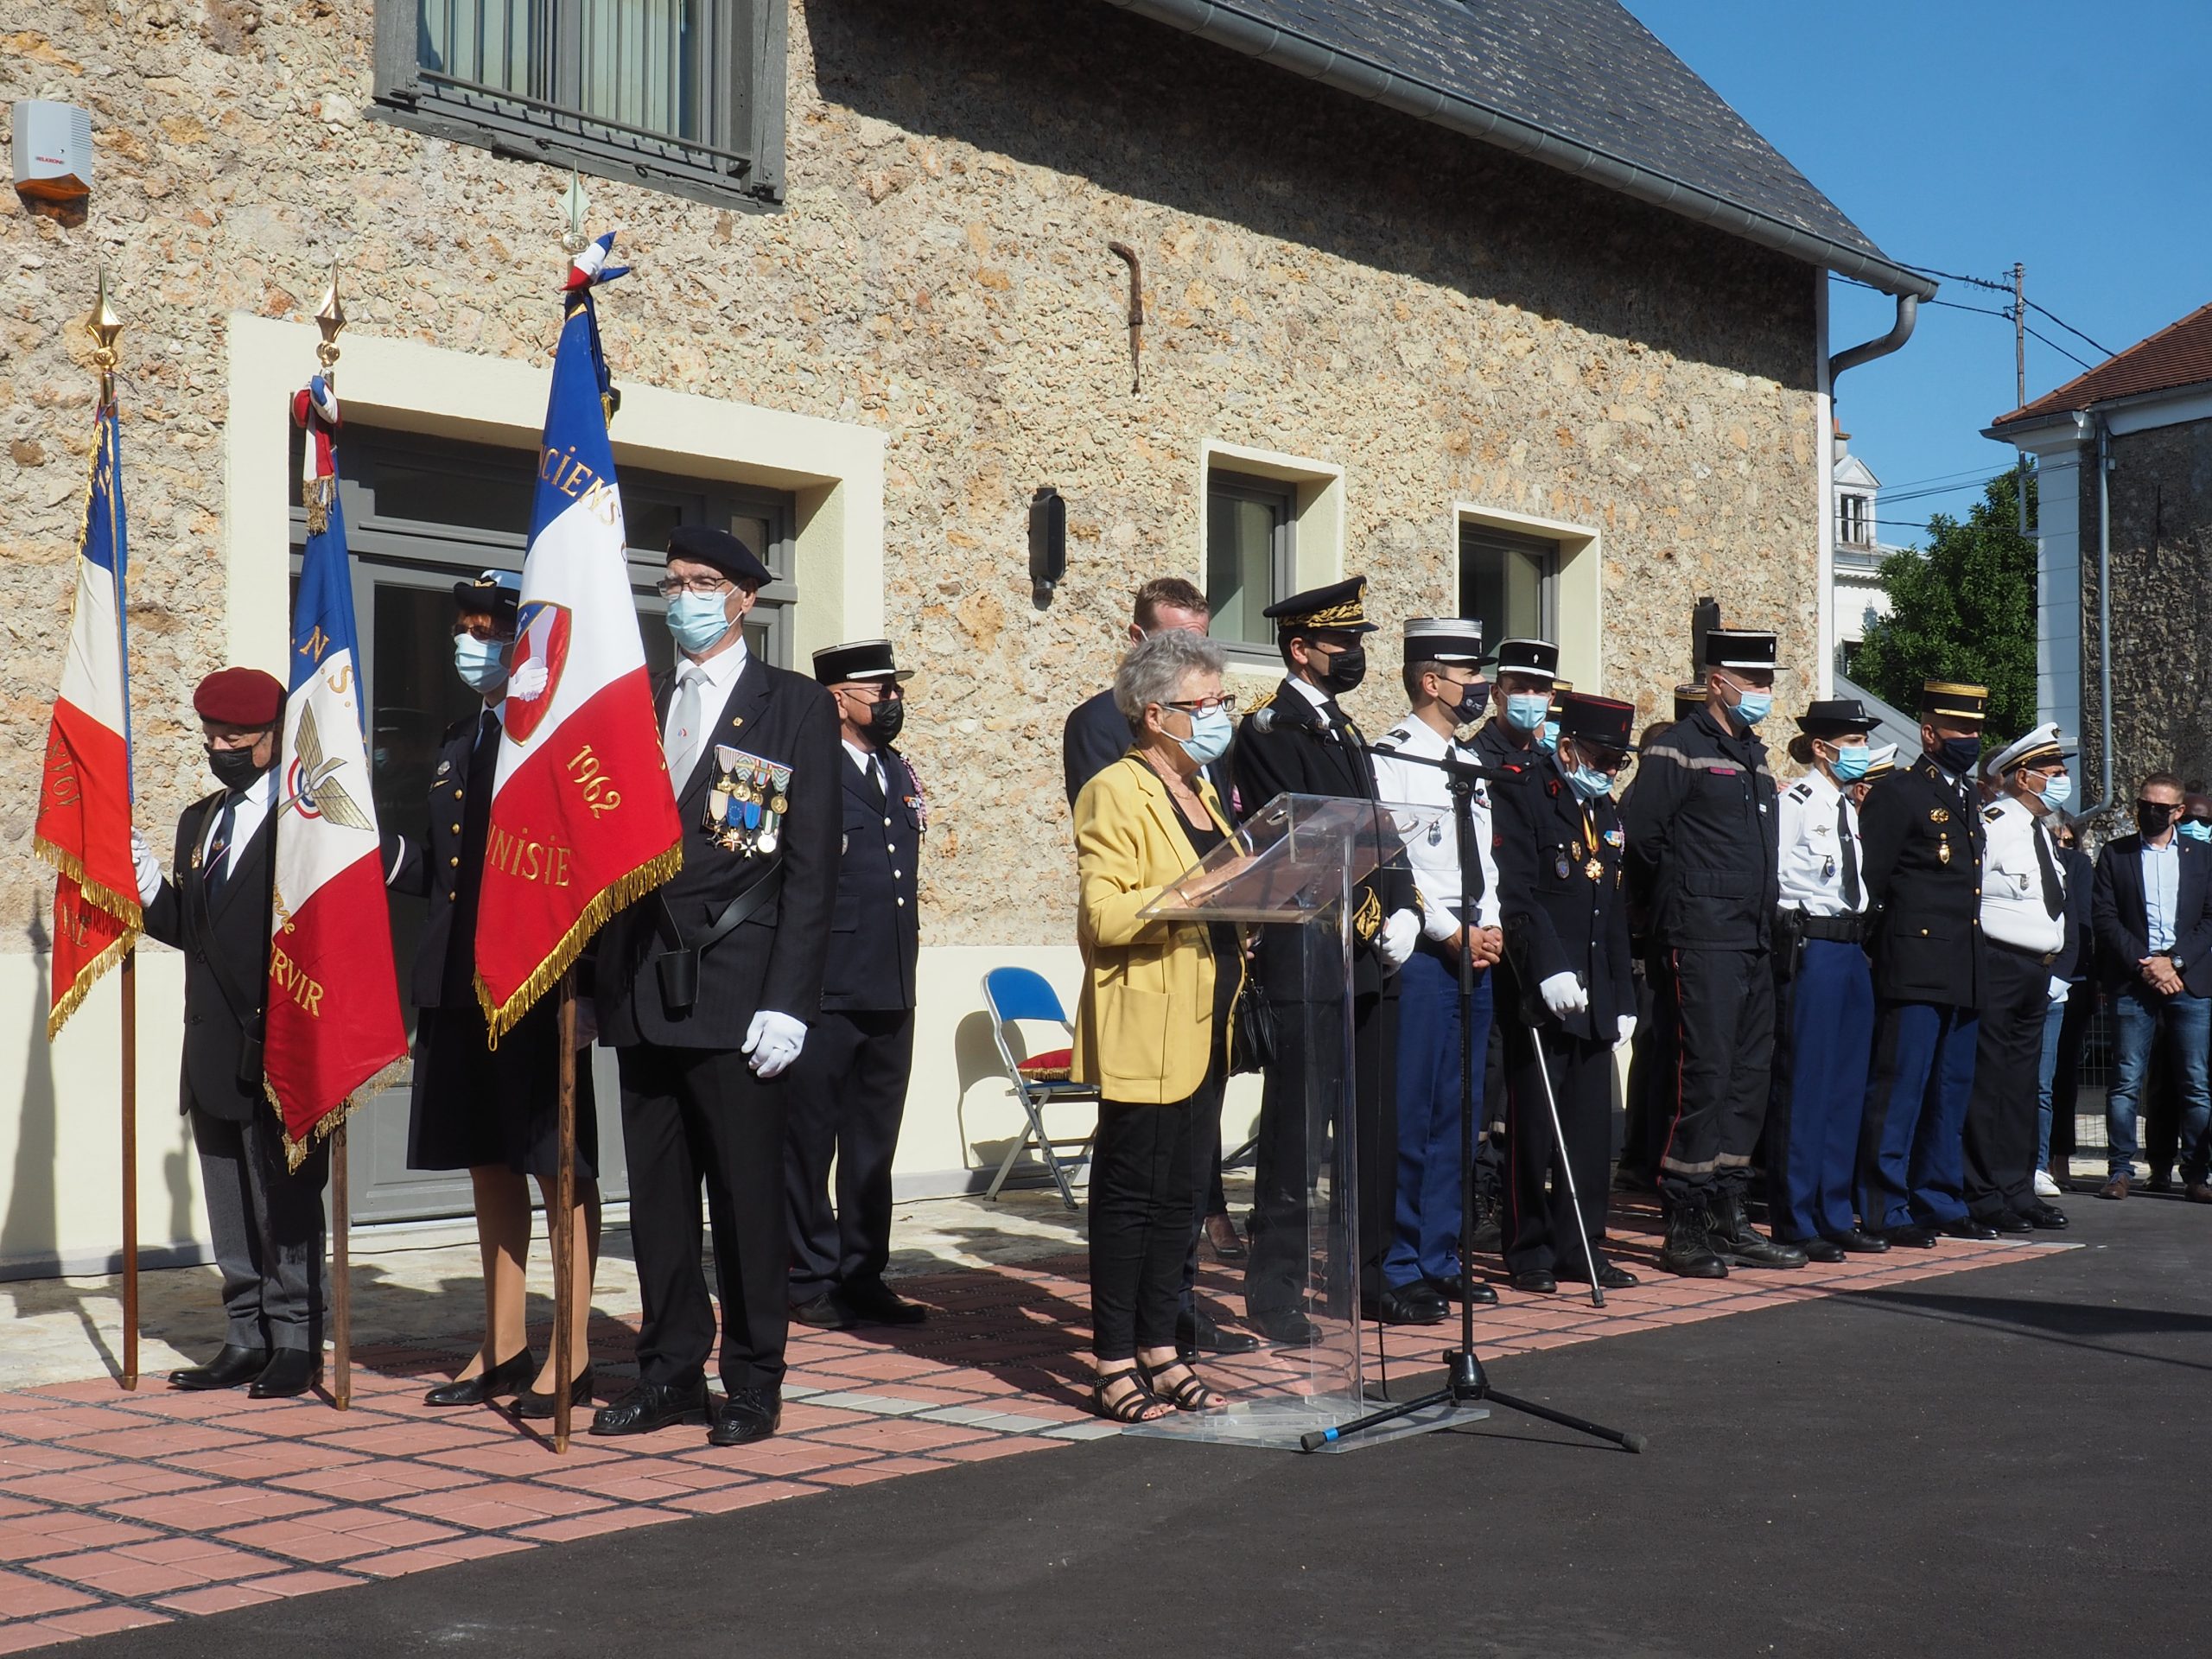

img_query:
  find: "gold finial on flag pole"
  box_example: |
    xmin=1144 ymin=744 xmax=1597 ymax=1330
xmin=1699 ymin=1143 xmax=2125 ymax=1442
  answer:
xmin=87 ymin=266 xmax=123 ymax=409
xmin=315 ymin=262 xmax=346 ymax=375
xmin=561 ymin=168 xmax=589 ymax=257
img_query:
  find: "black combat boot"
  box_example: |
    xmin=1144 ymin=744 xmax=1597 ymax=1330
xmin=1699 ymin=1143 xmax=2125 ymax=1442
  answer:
xmin=1709 ymin=1192 xmax=1808 ymax=1269
xmin=1656 ymin=1205 xmax=1728 ymax=1279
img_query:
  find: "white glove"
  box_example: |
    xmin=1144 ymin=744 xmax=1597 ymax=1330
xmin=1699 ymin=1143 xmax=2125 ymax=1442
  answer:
xmin=573 ymin=995 xmax=600 ymax=1050
xmin=1616 ymin=1014 xmax=1637 ymax=1047
xmin=743 ymin=1009 xmax=806 ymax=1078
xmin=130 ymin=828 xmax=162 ymax=904
xmin=507 ymin=658 xmax=550 ymax=702
xmin=2047 ymin=976 xmax=2070 ymax=1005
xmin=1377 ymin=908 xmax=1419 ymax=971
xmin=1539 ymin=971 xmax=1588 ymax=1018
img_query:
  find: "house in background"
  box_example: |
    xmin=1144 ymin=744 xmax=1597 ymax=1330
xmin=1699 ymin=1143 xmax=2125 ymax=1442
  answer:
xmin=1830 ymin=427 xmax=1899 ymax=677
xmin=1 ymin=0 xmax=1930 ymax=1274
xmin=1985 ymin=302 xmax=2212 ymax=808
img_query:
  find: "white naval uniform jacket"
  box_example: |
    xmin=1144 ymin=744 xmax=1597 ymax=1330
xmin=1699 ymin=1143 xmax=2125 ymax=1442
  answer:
xmin=1370 ymin=715 xmax=1503 ymax=939
xmin=1979 ymin=794 xmax=2066 ymax=956
xmin=1776 ymin=768 xmax=1868 ymax=918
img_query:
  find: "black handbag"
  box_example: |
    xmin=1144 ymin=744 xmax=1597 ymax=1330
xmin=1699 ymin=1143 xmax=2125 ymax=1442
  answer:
xmin=1229 ymin=968 xmax=1277 ymax=1076
xmin=652 ymin=861 xmax=785 ymax=1016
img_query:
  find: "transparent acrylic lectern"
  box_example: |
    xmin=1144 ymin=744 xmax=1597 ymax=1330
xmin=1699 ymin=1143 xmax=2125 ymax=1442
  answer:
xmin=1128 ymin=792 xmax=1478 ymax=1451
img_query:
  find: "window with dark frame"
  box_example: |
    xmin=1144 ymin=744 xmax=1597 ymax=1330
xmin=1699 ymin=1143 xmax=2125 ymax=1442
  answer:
xmin=370 ymin=0 xmax=786 ymax=208
xmin=1459 ymin=523 xmax=1558 ymax=654
xmin=1205 ymin=472 xmax=1297 ymax=650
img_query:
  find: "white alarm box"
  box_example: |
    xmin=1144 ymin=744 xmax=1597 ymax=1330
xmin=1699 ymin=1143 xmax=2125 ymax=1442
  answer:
xmin=11 ymin=101 xmax=92 ymax=203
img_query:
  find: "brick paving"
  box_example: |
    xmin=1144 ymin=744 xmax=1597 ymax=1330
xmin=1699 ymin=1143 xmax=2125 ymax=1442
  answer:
xmin=0 ymin=1201 xmax=2060 ymax=1653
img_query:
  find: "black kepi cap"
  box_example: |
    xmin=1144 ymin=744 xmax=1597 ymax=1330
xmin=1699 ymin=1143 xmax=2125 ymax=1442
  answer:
xmin=1557 ymin=691 xmax=1636 ymax=752
xmin=813 ymin=639 xmax=912 ymax=686
xmin=1704 ymin=628 xmax=1778 ymax=671
xmin=1673 ymin=682 xmax=1707 ymax=721
xmin=452 ymin=568 xmax=521 ymax=626
xmin=1402 ymin=617 xmax=1488 ymax=665
xmin=1492 ymin=638 xmax=1558 ymax=682
xmin=1263 ymin=575 xmax=1379 ymax=634
xmin=1548 ymin=677 xmax=1573 ymax=716
xmin=1796 ymin=696 xmax=1881 ymax=737
xmin=1920 ymin=679 xmax=1988 ymax=725
xmin=667 ymin=524 xmax=772 ymax=588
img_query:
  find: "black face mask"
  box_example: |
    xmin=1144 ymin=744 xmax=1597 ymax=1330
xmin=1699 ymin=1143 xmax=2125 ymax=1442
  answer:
xmin=867 ymin=696 xmax=906 ymax=744
xmin=1318 ymin=643 xmax=1367 ymax=696
xmin=207 ymin=745 xmax=269 ymax=793
xmin=1450 ymin=681 xmax=1487 ymax=725
xmin=2138 ymin=800 xmax=2177 ymax=836
xmin=1934 ymin=734 xmax=1981 ymax=776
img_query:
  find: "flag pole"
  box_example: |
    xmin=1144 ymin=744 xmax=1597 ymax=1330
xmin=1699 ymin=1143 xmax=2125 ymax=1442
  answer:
xmin=91 ymin=270 xmax=140 ymax=1394
xmin=553 ymin=970 xmax=577 ymax=1453
xmin=314 ymin=265 xmax=354 ymax=1412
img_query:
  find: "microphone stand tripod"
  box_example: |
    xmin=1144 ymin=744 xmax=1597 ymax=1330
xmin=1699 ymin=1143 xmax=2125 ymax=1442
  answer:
xmin=1300 ymin=741 xmax=1643 ymax=1454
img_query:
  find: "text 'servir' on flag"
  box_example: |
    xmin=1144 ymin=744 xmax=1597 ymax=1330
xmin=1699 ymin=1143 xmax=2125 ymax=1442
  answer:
xmin=263 ymin=373 xmax=409 ymax=1167
xmin=35 ymin=393 xmax=137 ymax=1039
xmin=475 ymin=232 xmax=682 ymax=1037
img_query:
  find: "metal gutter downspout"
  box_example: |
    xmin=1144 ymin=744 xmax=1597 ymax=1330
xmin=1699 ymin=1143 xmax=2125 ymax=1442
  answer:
xmin=1828 ymin=295 xmax=1919 ymax=383
xmin=2095 ymin=412 xmax=2114 ymax=807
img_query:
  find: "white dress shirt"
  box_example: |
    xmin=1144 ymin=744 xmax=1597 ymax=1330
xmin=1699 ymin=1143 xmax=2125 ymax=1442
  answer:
xmin=662 ymin=636 xmax=750 ymax=795
xmin=200 ymin=766 xmax=277 ymax=880
xmin=1370 ymin=714 xmax=1502 ymax=935
xmin=1775 ymin=768 xmax=1866 ymax=917
xmin=1979 ymin=794 xmax=2065 ymax=954
xmin=2143 ymin=836 xmax=2180 ymax=953
xmin=842 ymin=736 xmax=887 ymax=794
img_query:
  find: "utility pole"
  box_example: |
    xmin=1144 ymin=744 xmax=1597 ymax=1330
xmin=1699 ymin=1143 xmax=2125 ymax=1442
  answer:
xmin=2013 ymin=262 xmax=2031 ymax=533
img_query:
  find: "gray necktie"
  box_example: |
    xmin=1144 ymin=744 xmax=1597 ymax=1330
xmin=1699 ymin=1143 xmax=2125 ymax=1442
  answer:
xmin=665 ymin=668 xmax=704 ymax=787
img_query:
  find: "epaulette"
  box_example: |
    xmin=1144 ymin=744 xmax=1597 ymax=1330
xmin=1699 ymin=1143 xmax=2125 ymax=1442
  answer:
xmin=1981 ymin=803 xmax=2005 ymax=822
xmin=1245 ymin=686 xmax=1278 ymax=715
xmin=1786 ymin=780 xmax=1814 ymax=801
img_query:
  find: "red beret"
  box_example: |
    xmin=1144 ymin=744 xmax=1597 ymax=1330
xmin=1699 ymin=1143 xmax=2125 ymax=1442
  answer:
xmin=193 ymin=667 xmax=286 ymax=728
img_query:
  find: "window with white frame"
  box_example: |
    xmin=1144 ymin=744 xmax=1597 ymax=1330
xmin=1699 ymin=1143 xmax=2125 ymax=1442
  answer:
xmin=371 ymin=0 xmax=785 ymax=207
xmin=1838 ymin=493 xmax=1871 ymax=547
xmin=1206 ymin=471 xmax=1297 ymax=651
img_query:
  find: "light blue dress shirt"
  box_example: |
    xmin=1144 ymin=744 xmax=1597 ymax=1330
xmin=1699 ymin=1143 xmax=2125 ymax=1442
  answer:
xmin=2142 ymin=838 xmax=2181 ymax=953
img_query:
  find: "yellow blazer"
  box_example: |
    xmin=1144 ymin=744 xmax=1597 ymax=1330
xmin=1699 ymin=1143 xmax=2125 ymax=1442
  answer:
xmin=1071 ymin=755 xmax=1243 ymax=1103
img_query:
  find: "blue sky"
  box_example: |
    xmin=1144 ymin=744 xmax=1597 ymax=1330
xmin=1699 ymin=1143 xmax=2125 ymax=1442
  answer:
xmin=1626 ymin=0 xmax=2212 ymax=546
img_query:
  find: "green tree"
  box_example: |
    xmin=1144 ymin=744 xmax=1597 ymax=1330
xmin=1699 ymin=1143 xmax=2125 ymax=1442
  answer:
xmin=1852 ymin=467 xmax=2038 ymax=740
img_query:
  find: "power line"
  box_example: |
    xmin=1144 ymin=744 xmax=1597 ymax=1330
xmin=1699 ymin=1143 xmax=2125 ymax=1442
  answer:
xmin=1846 ymin=264 xmax=2115 ymax=367
xmin=2021 ymin=297 xmax=2114 ymax=359
xmin=1924 ymin=297 xmax=2014 ymax=322
xmin=2023 ymin=325 xmax=2096 ymax=374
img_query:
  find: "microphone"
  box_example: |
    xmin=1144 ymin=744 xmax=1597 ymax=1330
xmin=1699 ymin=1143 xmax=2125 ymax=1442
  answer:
xmin=1248 ymin=705 xmax=1277 ymax=734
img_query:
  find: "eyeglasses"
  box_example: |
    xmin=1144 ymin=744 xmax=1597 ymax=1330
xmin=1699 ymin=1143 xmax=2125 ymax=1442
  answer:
xmin=450 ymin=621 xmax=516 ymax=643
xmin=1581 ymin=747 xmax=1633 ymax=774
xmin=655 ymin=575 xmax=735 ymax=599
xmin=836 ymin=683 xmax=902 ymax=702
xmin=1165 ymin=694 xmax=1239 ymax=715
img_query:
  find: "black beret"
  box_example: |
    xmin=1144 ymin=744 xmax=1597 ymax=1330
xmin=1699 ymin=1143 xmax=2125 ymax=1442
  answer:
xmin=667 ymin=524 xmax=772 ymax=588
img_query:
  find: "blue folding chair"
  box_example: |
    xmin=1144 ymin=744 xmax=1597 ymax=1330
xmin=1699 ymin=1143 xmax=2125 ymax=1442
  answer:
xmin=981 ymin=968 xmax=1098 ymax=1210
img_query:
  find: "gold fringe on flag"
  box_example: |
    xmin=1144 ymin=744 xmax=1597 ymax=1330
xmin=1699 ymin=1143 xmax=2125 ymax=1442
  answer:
xmin=271 ymin=1051 xmax=410 ymax=1173
xmin=35 ymin=835 xmax=144 ymax=1042
xmin=475 ymin=842 xmax=684 ymax=1046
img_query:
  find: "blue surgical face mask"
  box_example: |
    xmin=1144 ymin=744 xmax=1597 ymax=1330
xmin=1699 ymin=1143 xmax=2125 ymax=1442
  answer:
xmin=1728 ymin=687 xmax=1773 ymax=727
xmin=2182 ymin=819 xmax=2212 ymax=844
xmin=1566 ymin=762 xmax=1615 ymax=802
xmin=1177 ymin=706 xmax=1233 ymax=766
xmin=666 ymin=591 xmax=734 ymax=655
xmin=1936 ymin=734 xmax=1981 ymax=775
xmin=453 ymin=632 xmax=511 ymax=694
xmin=2036 ymin=772 xmax=2074 ymax=813
xmin=1504 ymin=691 xmax=1550 ymax=733
xmin=1536 ymin=719 xmax=1560 ymax=756
xmin=1829 ymin=743 xmax=1872 ymax=783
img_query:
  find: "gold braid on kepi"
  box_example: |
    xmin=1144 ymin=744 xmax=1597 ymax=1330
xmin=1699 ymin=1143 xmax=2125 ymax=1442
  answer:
xmin=1262 ymin=575 xmax=1380 ymax=634
xmin=1919 ymin=680 xmax=1989 ymax=723
xmin=1353 ymin=887 xmax=1382 ymax=942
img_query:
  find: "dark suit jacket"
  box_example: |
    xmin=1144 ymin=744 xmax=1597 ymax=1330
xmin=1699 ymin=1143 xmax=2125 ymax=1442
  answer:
xmin=2090 ymin=833 xmax=2212 ymax=997
xmin=388 ymin=712 xmax=492 ymax=1010
xmin=1858 ymin=754 xmax=1986 ymax=1008
xmin=2056 ymin=842 xmax=2094 ymax=985
xmin=821 ymin=745 xmax=921 ymax=1013
xmin=1229 ymin=677 xmax=1412 ymax=1000
xmin=595 ymin=652 xmax=842 ymax=1048
xmin=1063 ymin=689 xmax=1132 ymax=810
xmin=1493 ymin=760 xmax=1635 ymax=1044
xmin=142 ymin=791 xmax=276 ymax=1123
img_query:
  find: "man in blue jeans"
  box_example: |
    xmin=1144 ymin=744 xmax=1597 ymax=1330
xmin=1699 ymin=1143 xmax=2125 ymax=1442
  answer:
xmin=2089 ymin=772 xmax=2212 ymax=1201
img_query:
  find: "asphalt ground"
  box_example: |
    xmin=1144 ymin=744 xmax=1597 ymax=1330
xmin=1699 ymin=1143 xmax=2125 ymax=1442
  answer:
xmin=76 ymin=1193 xmax=2207 ymax=1659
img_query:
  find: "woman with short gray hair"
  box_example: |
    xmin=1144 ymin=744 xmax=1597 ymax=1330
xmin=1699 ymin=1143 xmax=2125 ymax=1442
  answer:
xmin=1071 ymin=629 xmax=1243 ymax=1421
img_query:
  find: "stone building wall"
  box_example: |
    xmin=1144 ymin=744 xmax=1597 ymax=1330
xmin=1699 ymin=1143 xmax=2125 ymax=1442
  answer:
xmin=2082 ymin=417 xmax=2212 ymax=799
xmin=3 ymin=0 xmax=1823 ymax=951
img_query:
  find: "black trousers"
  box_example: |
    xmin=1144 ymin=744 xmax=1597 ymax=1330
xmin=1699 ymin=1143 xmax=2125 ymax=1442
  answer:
xmin=782 ymin=1008 xmax=916 ymax=1302
xmin=2047 ymin=983 xmax=2094 ymax=1166
xmin=1619 ymin=958 xmax=1669 ymax=1177
xmin=1243 ymin=987 xmax=1395 ymax=1316
xmin=1090 ymin=1091 xmax=1199 ymax=1361
xmin=1966 ymin=943 xmax=2052 ymax=1219
xmin=1657 ymin=946 xmax=1775 ymax=1212
xmin=1501 ymin=1024 xmax=1613 ymax=1274
xmin=618 ymin=1042 xmax=789 ymax=1394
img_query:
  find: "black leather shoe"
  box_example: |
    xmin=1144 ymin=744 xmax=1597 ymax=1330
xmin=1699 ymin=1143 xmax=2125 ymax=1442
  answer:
xmin=2022 ymin=1200 xmax=2070 ymax=1230
xmin=708 ymin=1386 xmax=782 ymax=1447
xmin=1250 ymin=1307 xmax=1318 ymax=1345
xmin=1709 ymin=1195 xmax=1807 ymax=1268
xmin=168 ymin=1344 xmax=268 ymax=1392
xmin=1987 ymin=1210 xmax=2035 ymax=1235
xmin=1510 ymin=1268 xmax=1559 ymax=1294
xmin=1370 ymin=1283 xmax=1449 ymax=1325
xmin=1175 ymin=1311 xmax=1258 ymax=1357
xmin=2146 ymin=1168 xmax=2176 ymax=1194
xmin=589 ymin=1380 xmax=709 ymax=1437
xmin=1557 ymin=1261 xmax=1639 ymax=1289
xmin=424 ymin=1347 xmax=537 ymax=1408
xmin=1827 ymin=1230 xmax=1890 ymax=1254
xmin=1878 ymin=1224 xmax=1938 ymax=1249
xmin=1657 ymin=1208 xmax=1729 ymax=1279
xmin=248 ymin=1349 xmax=319 ymax=1400
xmin=789 ymin=1292 xmax=855 ymax=1330
xmin=1427 ymin=1274 xmax=1500 ymax=1306
xmin=841 ymin=1280 xmax=928 ymax=1327
xmin=1938 ymin=1217 xmax=1999 ymax=1240
xmin=1785 ymin=1236 xmax=1847 ymax=1264
xmin=512 ymin=1368 xmax=595 ymax=1420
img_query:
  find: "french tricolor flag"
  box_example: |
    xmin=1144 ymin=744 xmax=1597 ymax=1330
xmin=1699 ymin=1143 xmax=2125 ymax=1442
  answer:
xmin=35 ymin=406 xmax=139 ymax=1037
xmin=262 ymin=376 xmax=406 ymax=1165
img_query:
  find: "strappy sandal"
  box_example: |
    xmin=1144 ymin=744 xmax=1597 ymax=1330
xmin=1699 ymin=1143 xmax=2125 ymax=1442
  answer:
xmin=1136 ymin=1357 xmax=1224 ymax=1412
xmin=1092 ymin=1367 xmax=1169 ymax=1423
